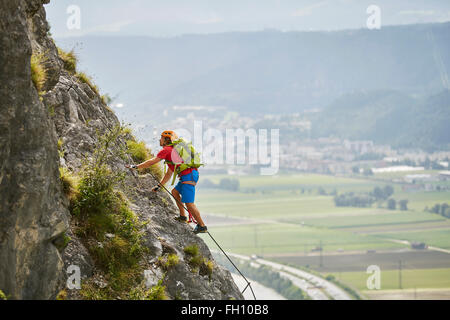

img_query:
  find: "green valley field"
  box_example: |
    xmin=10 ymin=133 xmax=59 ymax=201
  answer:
xmin=194 ymin=172 xmax=450 ymax=299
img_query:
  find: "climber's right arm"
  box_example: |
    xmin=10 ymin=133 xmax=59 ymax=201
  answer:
xmin=127 ymin=157 xmax=162 ymax=169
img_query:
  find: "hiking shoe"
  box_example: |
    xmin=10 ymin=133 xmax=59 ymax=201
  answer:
xmin=175 ymin=215 xmax=188 ymax=223
xmin=193 ymin=225 xmax=208 ymax=234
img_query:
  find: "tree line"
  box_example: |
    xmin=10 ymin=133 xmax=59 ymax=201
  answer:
xmin=333 ymin=185 xmax=408 ymax=210
xmin=426 ymin=203 xmax=450 ymax=218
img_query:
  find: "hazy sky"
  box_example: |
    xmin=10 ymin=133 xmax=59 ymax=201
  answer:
xmin=46 ymin=0 xmax=450 ymax=37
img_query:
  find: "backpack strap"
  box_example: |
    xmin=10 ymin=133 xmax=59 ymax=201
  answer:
xmin=164 ymin=160 xmax=179 ymax=185
xmin=171 ymin=164 xmax=179 ymax=185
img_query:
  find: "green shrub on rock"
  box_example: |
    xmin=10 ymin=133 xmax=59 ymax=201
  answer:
xmin=69 ymin=125 xmax=149 ymax=299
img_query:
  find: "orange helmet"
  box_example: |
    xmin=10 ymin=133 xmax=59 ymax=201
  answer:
xmin=161 ymin=130 xmax=177 ymax=142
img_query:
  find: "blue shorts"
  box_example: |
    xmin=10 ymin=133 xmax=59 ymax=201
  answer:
xmin=174 ymin=170 xmax=199 ymax=204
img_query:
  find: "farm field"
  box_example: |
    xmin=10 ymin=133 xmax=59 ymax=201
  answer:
xmin=339 ymin=220 xmax=450 ymax=234
xmin=197 ymin=174 xmax=449 ymax=219
xmin=199 ymin=194 xmax=378 ymax=219
xmin=373 ymin=228 xmax=450 ymax=250
xmin=332 ymin=268 xmax=450 ymax=291
xmin=200 ymin=173 xmax=385 ymax=194
xmin=282 ymin=211 xmax=445 ymax=229
xmin=393 ymin=191 xmax=450 ymax=212
xmin=270 ymin=250 xmax=450 ymax=272
xmin=363 ymin=288 xmax=450 ymax=300
xmin=193 ymin=173 xmax=450 ymax=298
xmin=200 ymin=221 xmax=407 ymax=256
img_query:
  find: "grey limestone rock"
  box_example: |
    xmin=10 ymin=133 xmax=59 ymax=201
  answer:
xmin=0 ymin=0 xmax=243 ymax=301
xmin=0 ymin=0 xmax=69 ymax=300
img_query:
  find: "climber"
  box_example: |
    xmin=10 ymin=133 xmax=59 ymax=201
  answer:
xmin=125 ymin=130 xmax=207 ymax=234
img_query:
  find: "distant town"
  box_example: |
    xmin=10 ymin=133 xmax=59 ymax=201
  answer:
xmin=139 ymin=107 xmax=450 ymax=188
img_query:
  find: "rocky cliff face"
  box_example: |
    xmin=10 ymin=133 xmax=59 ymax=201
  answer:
xmin=0 ymin=0 xmax=243 ymax=300
xmin=0 ymin=0 xmax=68 ymax=300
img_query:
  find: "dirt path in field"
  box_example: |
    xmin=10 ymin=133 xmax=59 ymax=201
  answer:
xmin=386 ymin=238 xmax=450 ymax=255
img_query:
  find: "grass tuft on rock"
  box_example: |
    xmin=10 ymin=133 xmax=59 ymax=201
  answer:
xmin=183 ymin=244 xmax=199 ymax=257
xmin=57 ymin=47 xmax=77 ymax=74
xmin=58 ymin=47 xmax=115 ymax=114
xmin=128 ymin=280 xmax=168 ymax=300
xmin=157 ymin=253 xmax=179 ymax=271
xmin=59 ymin=167 xmax=79 ymax=207
xmin=56 ymin=289 xmax=67 ymax=300
xmin=76 ymin=71 xmax=99 ymax=95
xmin=31 ymin=52 xmax=47 ymax=94
xmin=183 ymin=244 xmax=214 ymax=279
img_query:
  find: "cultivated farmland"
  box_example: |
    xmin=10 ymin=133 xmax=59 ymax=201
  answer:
xmin=195 ymin=172 xmax=450 ymax=298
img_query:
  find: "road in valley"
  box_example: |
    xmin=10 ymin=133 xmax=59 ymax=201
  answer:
xmin=227 ymin=252 xmax=352 ymax=300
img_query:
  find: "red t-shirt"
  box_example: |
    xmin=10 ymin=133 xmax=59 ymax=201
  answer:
xmin=156 ymin=146 xmax=196 ymax=176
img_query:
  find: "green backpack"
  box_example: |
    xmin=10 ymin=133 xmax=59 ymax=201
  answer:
xmin=165 ymin=138 xmax=203 ymax=185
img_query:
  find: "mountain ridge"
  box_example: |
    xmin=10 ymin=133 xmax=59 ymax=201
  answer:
xmin=55 ymin=22 xmax=450 ymax=116
xmin=311 ymin=89 xmax=450 ymax=151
